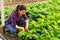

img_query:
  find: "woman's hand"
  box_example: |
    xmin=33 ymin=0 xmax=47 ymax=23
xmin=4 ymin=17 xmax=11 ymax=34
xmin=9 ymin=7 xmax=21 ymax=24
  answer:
xmin=25 ymin=26 xmax=28 ymax=32
xmin=16 ymin=25 xmax=25 ymax=31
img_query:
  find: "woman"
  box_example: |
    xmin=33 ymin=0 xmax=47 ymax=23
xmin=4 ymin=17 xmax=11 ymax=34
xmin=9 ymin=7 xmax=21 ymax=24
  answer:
xmin=6 ymin=5 xmax=29 ymax=35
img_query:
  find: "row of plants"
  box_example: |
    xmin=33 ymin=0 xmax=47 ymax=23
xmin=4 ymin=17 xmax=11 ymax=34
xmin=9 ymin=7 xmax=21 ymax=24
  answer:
xmin=18 ymin=0 xmax=60 ymax=40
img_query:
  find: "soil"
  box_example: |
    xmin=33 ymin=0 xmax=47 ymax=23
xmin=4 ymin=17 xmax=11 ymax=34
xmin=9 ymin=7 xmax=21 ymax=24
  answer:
xmin=0 ymin=28 xmax=19 ymax=40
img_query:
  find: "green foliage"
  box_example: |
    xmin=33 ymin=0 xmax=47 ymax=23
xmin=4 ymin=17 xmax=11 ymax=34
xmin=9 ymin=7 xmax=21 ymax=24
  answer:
xmin=18 ymin=0 xmax=60 ymax=40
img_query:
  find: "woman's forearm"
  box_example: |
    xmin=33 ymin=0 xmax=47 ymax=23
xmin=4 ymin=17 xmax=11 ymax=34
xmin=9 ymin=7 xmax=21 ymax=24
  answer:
xmin=16 ymin=25 xmax=25 ymax=31
xmin=26 ymin=20 xmax=29 ymax=27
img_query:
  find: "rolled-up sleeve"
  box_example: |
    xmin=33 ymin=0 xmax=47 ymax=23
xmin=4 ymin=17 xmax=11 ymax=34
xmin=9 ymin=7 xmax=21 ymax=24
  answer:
xmin=24 ymin=14 xmax=29 ymax=22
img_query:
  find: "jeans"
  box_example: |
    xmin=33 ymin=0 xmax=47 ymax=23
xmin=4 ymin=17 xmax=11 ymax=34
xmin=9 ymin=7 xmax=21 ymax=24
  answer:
xmin=6 ymin=24 xmax=17 ymax=34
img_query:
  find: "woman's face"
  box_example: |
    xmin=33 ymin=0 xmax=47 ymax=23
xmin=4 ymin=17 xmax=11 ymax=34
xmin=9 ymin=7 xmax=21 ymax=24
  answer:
xmin=18 ymin=9 xmax=26 ymax=16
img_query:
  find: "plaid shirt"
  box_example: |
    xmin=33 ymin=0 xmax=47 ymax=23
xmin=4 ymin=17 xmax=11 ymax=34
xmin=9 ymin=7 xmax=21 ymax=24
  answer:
xmin=6 ymin=11 xmax=28 ymax=29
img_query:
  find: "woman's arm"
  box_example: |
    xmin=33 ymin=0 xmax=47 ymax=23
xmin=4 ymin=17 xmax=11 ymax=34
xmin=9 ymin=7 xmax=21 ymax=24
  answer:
xmin=16 ymin=20 xmax=29 ymax=32
xmin=25 ymin=20 xmax=29 ymax=32
xmin=16 ymin=25 xmax=25 ymax=31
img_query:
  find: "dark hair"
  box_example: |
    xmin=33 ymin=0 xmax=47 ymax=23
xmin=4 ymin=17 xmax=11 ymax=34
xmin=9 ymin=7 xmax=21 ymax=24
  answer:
xmin=16 ymin=5 xmax=26 ymax=11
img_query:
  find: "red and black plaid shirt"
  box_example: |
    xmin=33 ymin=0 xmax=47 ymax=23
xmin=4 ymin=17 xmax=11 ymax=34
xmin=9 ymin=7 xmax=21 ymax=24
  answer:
xmin=6 ymin=11 xmax=28 ymax=29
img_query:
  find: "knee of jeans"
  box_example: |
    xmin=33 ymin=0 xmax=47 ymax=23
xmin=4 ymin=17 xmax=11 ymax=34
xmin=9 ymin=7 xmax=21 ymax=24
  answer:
xmin=10 ymin=29 xmax=17 ymax=33
xmin=13 ymin=29 xmax=17 ymax=33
